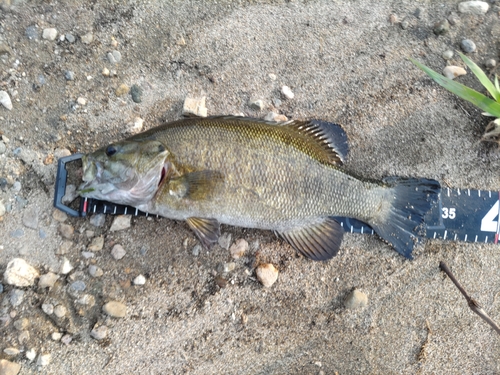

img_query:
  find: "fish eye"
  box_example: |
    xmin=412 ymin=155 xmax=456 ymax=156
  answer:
xmin=106 ymin=145 xmax=117 ymax=157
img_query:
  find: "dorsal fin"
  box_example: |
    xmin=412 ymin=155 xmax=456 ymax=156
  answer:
xmin=283 ymin=119 xmax=349 ymax=165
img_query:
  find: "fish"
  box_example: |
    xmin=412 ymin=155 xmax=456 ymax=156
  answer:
xmin=78 ymin=116 xmax=440 ymax=261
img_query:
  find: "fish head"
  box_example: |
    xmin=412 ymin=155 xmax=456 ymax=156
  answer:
xmin=78 ymin=139 xmax=169 ymax=206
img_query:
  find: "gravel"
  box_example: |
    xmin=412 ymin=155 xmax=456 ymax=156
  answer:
xmin=109 ymin=215 xmax=131 ymax=231
xmin=38 ymin=272 xmax=59 ymax=288
xmin=256 ymin=263 xmax=279 ymax=288
xmin=111 ymin=244 xmax=126 ymax=260
xmin=103 ymin=301 xmax=127 ymax=318
xmin=0 ymin=359 xmax=21 ymax=375
xmin=0 ymin=91 xmax=13 ymax=110
xmin=344 ymin=289 xmax=368 ymax=309
xmin=458 ymin=1 xmax=490 ymax=15
xmin=461 ymin=39 xmax=476 ymax=53
xmin=443 ymin=66 xmax=467 ymax=79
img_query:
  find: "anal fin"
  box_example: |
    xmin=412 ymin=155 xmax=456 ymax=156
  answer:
xmin=279 ymin=217 xmax=343 ymax=261
xmin=186 ymin=217 xmax=221 ymax=248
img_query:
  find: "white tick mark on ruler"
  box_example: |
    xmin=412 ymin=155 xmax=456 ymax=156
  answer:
xmin=135 ymin=208 xmax=138 ymax=216
xmin=485 ymin=236 xmax=488 ymax=243
xmin=474 ymin=235 xmax=478 ymax=242
xmin=350 ymin=226 xmax=353 ymax=233
xmin=443 ymin=230 xmax=447 ymax=240
xmin=478 ymin=190 xmax=481 ymax=197
xmin=447 ymin=188 xmax=450 ymax=197
xmin=468 ymin=189 xmax=470 ymax=196
xmin=464 ymin=234 xmax=468 ymax=241
xmin=433 ymin=232 xmax=437 ymax=239
xmin=124 ymin=207 xmax=128 ymax=215
xmin=104 ymin=206 xmax=107 ymax=214
xmin=113 ymin=206 xmax=117 ymax=214
xmin=454 ymin=233 xmax=457 ymax=241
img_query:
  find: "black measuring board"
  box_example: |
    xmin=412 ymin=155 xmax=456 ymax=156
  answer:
xmin=54 ymin=154 xmax=500 ymax=245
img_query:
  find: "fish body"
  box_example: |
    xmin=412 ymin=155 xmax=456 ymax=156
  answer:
xmin=79 ymin=116 xmax=440 ymax=260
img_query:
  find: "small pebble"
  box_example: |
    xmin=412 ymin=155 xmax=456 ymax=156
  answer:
xmin=58 ymin=223 xmax=74 ymax=239
xmin=0 ymin=359 xmax=21 ymax=375
xmin=218 ymin=232 xmax=232 ymax=250
xmin=9 ymin=289 xmax=24 ymax=307
xmin=25 ymin=25 xmax=38 ymax=40
xmin=90 ymin=213 xmax=106 ymax=227
xmin=192 ymin=244 xmax=201 ymax=256
xmin=9 ymin=229 xmax=23 ymax=238
xmin=110 ymin=215 xmax=131 ymax=231
xmin=13 ymin=318 xmax=29 ymax=331
xmin=61 ymin=334 xmax=72 ymax=345
xmin=52 ymin=209 xmax=68 ymax=223
xmin=53 ymin=305 xmax=67 ymax=318
xmin=51 ymin=332 xmax=62 ymax=341
xmin=90 ymin=325 xmax=108 ymax=340
xmin=448 ymin=12 xmax=460 ymax=26
xmin=36 ymin=353 xmax=51 ymax=367
xmin=88 ymin=236 xmax=104 ymax=251
xmin=442 ymin=50 xmax=454 ymax=60
xmin=103 ymin=301 xmax=127 ymax=318
xmin=65 ymin=33 xmax=75 ymax=43
xmin=281 ymin=86 xmax=294 ymax=99
xmin=458 ymin=1 xmax=490 ymax=15
xmin=38 ymin=272 xmax=59 ymax=288
xmin=182 ymin=96 xmax=208 ymax=117
xmin=4 ymin=258 xmax=39 ymax=287
xmin=0 ymin=141 xmax=5 ymax=154
xmin=256 ymin=263 xmax=279 ymax=288
xmin=88 ymin=265 xmax=103 ymax=278
xmin=485 ymin=59 xmax=496 ymax=68
xmin=344 ymin=289 xmax=368 ymax=309
xmin=115 ymin=83 xmax=130 ymax=97
xmin=82 ymin=251 xmax=95 ymax=259
xmin=130 ymin=84 xmax=143 ymax=103
xmin=42 ymin=303 xmax=54 ymax=315
xmin=3 ymin=348 xmax=20 ymax=356
xmin=22 ymin=207 xmax=38 ymax=229
xmin=70 ymin=280 xmax=86 ymax=292
xmin=443 ymin=66 xmax=467 ymax=79
xmin=64 ymin=71 xmax=75 ymax=81
xmin=76 ymin=294 xmax=95 ymax=307
xmin=111 ymin=244 xmax=126 ymax=260
xmin=56 ymin=241 xmax=72 ymax=255
xmin=77 ymin=97 xmax=87 ymax=106
xmin=107 ymin=50 xmax=121 ymax=64
xmin=0 ymin=201 xmax=5 ymax=216
xmin=0 ymin=90 xmax=13 ymax=110
xmin=81 ymin=33 xmax=93 ymax=44
xmin=42 ymin=28 xmax=57 ymax=41
xmin=102 ymin=67 xmax=110 ymax=77
xmin=400 ymin=20 xmax=409 ymax=30
xmin=433 ymin=19 xmax=449 ymax=35
xmin=12 ymin=181 xmax=21 ymax=192
xmin=39 ymin=229 xmax=47 ymax=239
xmin=54 ymin=148 xmax=71 ymax=158
xmin=248 ymin=98 xmax=265 ymax=110
xmin=264 ymin=112 xmax=288 ymax=122
xmin=133 ymin=274 xmax=146 ymax=285
xmin=26 ymin=349 xmax=36 ymax=361
xmin=126 ymin=117 xmax=144 ymax=134
xmin=268 ymin=73 xmax=277 ymax=80
xmin=59 ymin=258 xmax=73 ymax=275
xmin=461 ymin=39 xmax=476 ymax=53
xmin=230 ymin=239 xmax=249 ymax=259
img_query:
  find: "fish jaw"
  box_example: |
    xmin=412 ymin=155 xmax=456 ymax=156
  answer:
xmin=78 ymin=140 xmax=169 ymax=207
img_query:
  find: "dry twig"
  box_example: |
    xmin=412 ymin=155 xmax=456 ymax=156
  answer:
xmin=439 ymin=261 xmax=500 ymax=335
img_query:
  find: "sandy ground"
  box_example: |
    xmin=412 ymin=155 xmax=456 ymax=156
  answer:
xmin=0 ymin=0 xmax=499 ymax=374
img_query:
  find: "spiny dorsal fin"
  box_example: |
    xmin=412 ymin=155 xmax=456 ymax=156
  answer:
xmin=167 ymin=170 xmax=223 ymax=201
xmin=186 ymin=217 xmax=221 ymax=248
xmin=279 ymin=217 xmax=343 ymax=261
xmin=283 ymin=120 xmax=349 ymax=165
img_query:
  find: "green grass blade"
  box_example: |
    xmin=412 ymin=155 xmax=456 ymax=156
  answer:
xmin=410 ymin=58 xmax=500 ymax=118
xmin=495 ymin=75 xmax=500 ymax=93
xmin=458 ymin=52 xmax=500 ymax=101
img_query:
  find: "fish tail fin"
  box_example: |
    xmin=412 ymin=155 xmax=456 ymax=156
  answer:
xmin=370 ymin=177 xmax=440 ymax=259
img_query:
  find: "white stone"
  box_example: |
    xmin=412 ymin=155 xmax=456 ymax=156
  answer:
xmin=42 ymin=303 xmax=54 ymax=315
xmin=111 ymin=244 xmax=126 ymax=260
xmin=4 ymin=258 xmax=39 ymax=287
xmin=281 ymin=85 xmax=295 ymax=99
xmin=182 ymin=96 xmax=208 ymax=117
xmin=3 ymin=347 xmax=20 ymax=356
xmin=42 ymin=28 xmax=57 ymax=41
xmin=103 ymin=301 xmax=126 ymax=318
xmin=36 ymin=353 xmax=51 ymax=366
xmin=109 ymin=215 xmax=131 ymax=231
xmin=458 ymin=1 xmax=489 ymax=15
xmin=0 ymin=359 xmax=21 ymax=374
xmin=51 ymin=332 xmax=62 ymax=341
xmin=443 ymin=66 xmax=467 ymax=80
xmin=133 ymin=274 xmax=146 ymax=285
xmin=80 ymin=33 xmax=94 ymax=44
xmin=53 ymin=305 xmax=67 ymax=318
xmin=38 ymin=272 xmax=59 ymax=288
xmin=59 ymin=257 xmax=73 ymax=275
xmin=88 ymin=236 xmax=104 ymax=251
xmin=26 ymin=349 xmax=36 ymax=361
xmin=230 ymin=239 xmax=249 ymax=259
xmin=256 ymin=263 xmax=279 ymax=288
xmin=344 ymin=289 xmax=368 ymax=309
xmin=0 ymin=90 xmax=13 ymax=110
xmin=90 ymin=325 xmax=108 ymax=340
xmin=77 ymin=97 xmax=87 ymax=106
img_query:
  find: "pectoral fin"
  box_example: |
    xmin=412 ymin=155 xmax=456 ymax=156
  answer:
xmin=186 ymin=217 xmax=221 ymax=248
xmin=279 ymin=217 xmax=343 ymax=261
xmin=168 ymin=170 xmax=223 ymax=200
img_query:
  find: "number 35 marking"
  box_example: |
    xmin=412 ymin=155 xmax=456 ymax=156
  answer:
xmin=442 ymin=207 xmax=456 ymax=219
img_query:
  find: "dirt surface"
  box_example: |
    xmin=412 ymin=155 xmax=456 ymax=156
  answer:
xmin=1 ymin=0 xmax=500 ymax=374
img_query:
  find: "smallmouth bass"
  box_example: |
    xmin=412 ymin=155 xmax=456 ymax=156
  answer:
xmin=79 ymin=116 xmax=440 ymax=260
